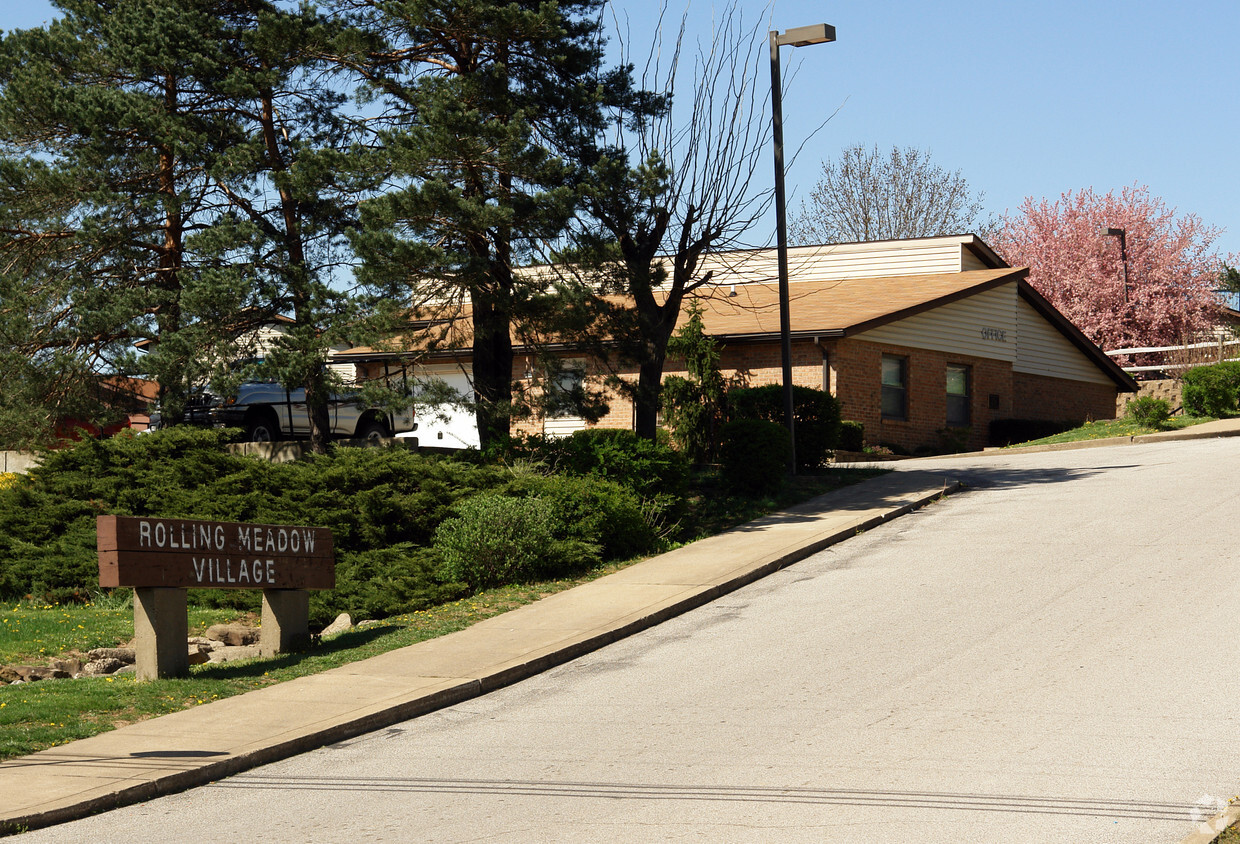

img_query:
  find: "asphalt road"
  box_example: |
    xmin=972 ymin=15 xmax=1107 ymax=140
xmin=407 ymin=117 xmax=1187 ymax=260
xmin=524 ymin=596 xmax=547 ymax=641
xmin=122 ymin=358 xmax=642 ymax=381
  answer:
xmin=24 ymin=438 xmax=1240 ymax=843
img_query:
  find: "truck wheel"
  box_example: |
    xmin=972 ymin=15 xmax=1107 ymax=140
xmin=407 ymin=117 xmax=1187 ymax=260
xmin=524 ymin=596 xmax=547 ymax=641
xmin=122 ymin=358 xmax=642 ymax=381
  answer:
xmin=356 ymin=417 xmax=390 ymax=445
xmin=245 ymin=410 xmax=280 ymax=443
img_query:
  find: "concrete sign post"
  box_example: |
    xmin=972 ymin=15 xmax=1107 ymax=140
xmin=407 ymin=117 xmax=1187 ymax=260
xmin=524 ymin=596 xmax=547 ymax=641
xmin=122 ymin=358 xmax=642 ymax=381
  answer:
xmin=97 ymin=515 xmax=334 ymax=680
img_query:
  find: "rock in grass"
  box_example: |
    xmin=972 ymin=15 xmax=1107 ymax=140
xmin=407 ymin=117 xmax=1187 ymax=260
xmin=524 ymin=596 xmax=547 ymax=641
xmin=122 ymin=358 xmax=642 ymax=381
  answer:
xmin=82 ymin=658 xmax=124 ymax=676
xmin=320 ymin=613 xmax=353 ymax=638
xmin=50 ymin=657 xmax=83 ymax=676
xmin=204 ymin=624 xmax=260 ymax=646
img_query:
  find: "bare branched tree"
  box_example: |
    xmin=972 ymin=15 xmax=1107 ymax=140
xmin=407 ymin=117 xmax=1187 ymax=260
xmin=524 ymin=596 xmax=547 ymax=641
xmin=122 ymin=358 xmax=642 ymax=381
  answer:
xmin=571 ymin=1 xmax=784 ymax=440
xmin=790 ymin=143 xmax=990 ymax=245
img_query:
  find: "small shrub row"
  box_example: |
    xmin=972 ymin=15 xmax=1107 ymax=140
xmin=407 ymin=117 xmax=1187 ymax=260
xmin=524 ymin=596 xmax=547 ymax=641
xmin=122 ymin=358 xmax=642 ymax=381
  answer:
xmin=717 ymin=419 xmax=791 ymax=496
xmin=496 ymin=428 xmax=689 ymax=511
xmin=838 ymin=421 xmax=865 ymax=452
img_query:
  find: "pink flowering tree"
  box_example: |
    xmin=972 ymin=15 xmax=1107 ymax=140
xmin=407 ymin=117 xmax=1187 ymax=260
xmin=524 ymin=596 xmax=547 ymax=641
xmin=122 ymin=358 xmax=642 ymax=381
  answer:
xmin=992 ymin=185 xmax=1231 ymax=355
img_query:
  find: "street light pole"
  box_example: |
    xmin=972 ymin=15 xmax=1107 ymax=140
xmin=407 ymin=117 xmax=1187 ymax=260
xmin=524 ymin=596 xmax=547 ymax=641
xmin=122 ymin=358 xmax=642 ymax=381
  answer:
xmin=770 ymin=24 xmax=834 ymax=474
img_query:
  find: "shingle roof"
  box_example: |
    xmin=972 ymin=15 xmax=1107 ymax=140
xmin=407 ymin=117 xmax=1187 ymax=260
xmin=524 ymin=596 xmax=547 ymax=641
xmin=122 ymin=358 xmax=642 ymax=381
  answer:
xmin=337 ymin=268 xmax=1025 ymax=359
xmin=332 ymin=266 xmax=1135 ymax=390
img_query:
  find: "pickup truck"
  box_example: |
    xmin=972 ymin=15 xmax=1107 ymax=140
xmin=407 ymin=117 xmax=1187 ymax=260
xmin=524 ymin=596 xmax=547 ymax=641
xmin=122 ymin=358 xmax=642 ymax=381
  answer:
xmin=207 ymin=381 xmax=416 ymax=443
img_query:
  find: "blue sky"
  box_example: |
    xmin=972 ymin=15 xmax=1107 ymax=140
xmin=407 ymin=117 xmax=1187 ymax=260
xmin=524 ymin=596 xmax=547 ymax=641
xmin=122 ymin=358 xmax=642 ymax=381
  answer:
xmin=5 ymin=0 xmax=1238 ymax=259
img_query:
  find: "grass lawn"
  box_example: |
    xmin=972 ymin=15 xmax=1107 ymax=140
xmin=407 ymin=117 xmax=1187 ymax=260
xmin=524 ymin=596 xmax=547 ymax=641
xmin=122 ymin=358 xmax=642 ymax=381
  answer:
xmin=1007 ymin=415 xmax=1214 ymax=448
xmin=0 ymin=467 xmax=885 ymax=761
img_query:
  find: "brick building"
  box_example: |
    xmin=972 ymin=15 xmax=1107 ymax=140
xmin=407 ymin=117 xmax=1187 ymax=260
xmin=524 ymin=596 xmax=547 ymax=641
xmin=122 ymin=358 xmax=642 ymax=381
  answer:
xmin=336 ymin=235 xmax=1137 ymax=453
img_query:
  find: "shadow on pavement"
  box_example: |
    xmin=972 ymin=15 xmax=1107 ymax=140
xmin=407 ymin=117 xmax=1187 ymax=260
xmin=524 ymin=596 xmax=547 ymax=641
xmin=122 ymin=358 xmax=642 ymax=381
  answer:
xmin=730 ymin=465 xmax=1113 ymax=531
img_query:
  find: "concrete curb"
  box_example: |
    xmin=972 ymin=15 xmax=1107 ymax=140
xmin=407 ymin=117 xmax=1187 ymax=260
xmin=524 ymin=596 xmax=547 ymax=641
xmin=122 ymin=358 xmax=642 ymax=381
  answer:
xmin=0 ymin=476 xmax=960 ymax=836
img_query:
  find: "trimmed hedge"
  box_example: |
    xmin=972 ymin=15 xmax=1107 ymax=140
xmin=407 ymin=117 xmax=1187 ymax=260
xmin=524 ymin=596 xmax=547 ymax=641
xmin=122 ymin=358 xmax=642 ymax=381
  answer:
xmin=497 ymin=428 xmax=689 ymax=520
xmin=718 ymin=419 xmax=790 ymax=495
xmin=727 ymin=384 xmax=841 ymax=469
xmin=839 ymin=421 xmax=864 ymax=452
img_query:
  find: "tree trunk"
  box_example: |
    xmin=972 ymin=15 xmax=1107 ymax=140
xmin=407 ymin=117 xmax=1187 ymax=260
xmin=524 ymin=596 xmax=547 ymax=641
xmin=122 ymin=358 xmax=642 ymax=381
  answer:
xmin=155 ymin=72 xmax=186 ymax=424
xmin=632 ymin=306 xmax=679 ymax=440
xmin=471 ymin=296 xmax=514 ymax=450
xmin=259 ymin=85 xmax=331 ymax=454
xmin=305 ymin=371 xmax=332 ymax=453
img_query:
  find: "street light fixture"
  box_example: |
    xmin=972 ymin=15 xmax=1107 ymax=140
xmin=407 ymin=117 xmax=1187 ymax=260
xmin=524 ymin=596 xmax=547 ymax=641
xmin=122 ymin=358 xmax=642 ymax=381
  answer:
xmin=771 ymin=23 xmax=835 ymax=474
xmin=1100 ymin=226 xmax=1130 ymax=302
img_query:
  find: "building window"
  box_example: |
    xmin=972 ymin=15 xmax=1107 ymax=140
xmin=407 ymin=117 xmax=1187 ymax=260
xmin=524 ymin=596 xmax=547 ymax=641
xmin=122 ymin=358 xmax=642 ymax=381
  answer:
xmin=881 ymin=355 xmax=907 ymax=420
xmin=946 ymin=364 xmax=971 ymax=427
xmin=546 ymin=359 xmax=586 ymax=418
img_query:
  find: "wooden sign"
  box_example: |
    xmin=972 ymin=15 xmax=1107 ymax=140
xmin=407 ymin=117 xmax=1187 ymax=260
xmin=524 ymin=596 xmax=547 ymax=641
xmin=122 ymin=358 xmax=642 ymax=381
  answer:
xmin=97 ymin=515 xmax=334 ymax=590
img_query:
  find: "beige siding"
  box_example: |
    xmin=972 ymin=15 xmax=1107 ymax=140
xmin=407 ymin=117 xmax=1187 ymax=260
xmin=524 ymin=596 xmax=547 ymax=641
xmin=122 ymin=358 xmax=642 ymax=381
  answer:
xmin=327 ymin=343 xmax=357 ymax=384
xmin=689 ymin=236 xmax=990 ymax=290
xmin=543 ymin=416 xmax=587 ymax=437
xmin=1014 ymin=298 xmax=1114 ymax=385
xmin=961 ymin=251 xmax=989 ymax=272
xmin=851 ymin=284 xmax=1019 ymax=362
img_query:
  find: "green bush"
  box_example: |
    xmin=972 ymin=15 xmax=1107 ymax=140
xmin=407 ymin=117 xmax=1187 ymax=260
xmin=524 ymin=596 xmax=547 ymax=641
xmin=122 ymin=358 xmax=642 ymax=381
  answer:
xmin=433 ymin=493 xmax=590 ymax=590
xmin=661 ymin=303 xmax=728 ymax=463
xmin=506 ymin=473 xmax=656 ymax=563
xmin=717 ymin=419 xmax=790 ymax=495
xmin=1124 ymin=396 xmax=1173 ymax=428
xmin=315 ymin=544 xmax=466 ymax=624
xmin=1182 ymin=362 xmax=1240 ymax=417
xmin=726 ymin=384 xmax=841 ymax=469
xmin=839 ymin=421 xmax=864 ymax=452
xmin=0 ymin=429 xmax=510 ymax=611
xmin=501 ymin=428 xmax=688 ymax=509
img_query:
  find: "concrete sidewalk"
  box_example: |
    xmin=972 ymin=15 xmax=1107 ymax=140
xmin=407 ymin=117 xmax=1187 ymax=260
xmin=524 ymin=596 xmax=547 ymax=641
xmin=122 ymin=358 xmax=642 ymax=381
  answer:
xmin=0 ymin=469 xmax=961 ymax=835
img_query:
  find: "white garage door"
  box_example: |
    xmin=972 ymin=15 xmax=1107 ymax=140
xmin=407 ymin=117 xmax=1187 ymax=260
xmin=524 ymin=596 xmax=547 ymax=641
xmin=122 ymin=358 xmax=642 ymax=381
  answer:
xmin=404 ymin=364 xmax=480 ymax=449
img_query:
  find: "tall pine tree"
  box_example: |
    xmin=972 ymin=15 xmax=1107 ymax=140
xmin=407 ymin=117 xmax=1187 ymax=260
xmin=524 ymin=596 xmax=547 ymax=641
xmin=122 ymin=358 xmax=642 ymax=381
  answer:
xmin=0 ymin=0 xmax=244 ymax=440
xmin=343 ymin=0 xmax=627 ymax=448
xmin=0 ymin=1 xmax=402 ymax=451
xmin=204 ymin=1 xmax=393 ymax=454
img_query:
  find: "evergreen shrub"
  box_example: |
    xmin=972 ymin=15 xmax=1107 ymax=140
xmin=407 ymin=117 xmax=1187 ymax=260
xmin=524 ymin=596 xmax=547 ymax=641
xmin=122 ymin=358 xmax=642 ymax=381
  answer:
xmin=727 ymin=384 xmax=841 ymax=469
xmin=717 ymin=419 xmax=790 ymax=495
xmin=502 ymin=428 xmax=688 ymax=507
xmin=0 ymin=428 xmax=510 ymax=617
